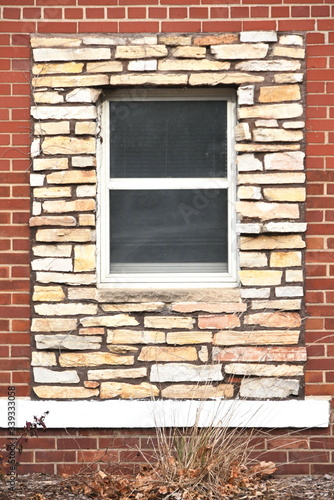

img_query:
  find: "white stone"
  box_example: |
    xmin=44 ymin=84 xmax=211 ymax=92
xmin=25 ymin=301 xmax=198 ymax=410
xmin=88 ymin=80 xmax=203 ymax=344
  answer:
xmin=32 ymin=257 xmax=72 ymax=272
xmin=198 ymin=346 xmax=209 ymax=363
xmin=239 ymin=252 xmax=267 ymax=268
xmin=150 ymin=363 xmax=223 ymax=383
xmin=35 ymin=303 xmax=98 ymax=316
xmin=82 ymin=35 xmax=130 ymax=45
xmin=31 ymin=138 xmax=41 ymax=158
xmin=238 ymin=186 xmax=262 ymax=200
xmin=36 ymin=272 xmax=96 ymax=285
xmin=226 ymin=363 xmax=303 ymax=377
xmin=31 ymin=352 xmax=57 ymax=367
xmin=211 ymin=43 xmax=269 ymax=59
xmin=35 ymin=334 xmax=102 ymax=350
xmin=286 ymin=270 xmax=303 ymax=282
xmin=33 ymin=47 xmax=111 ymax=62
xmin=66 ymin=88 xmax=102 ymax=103
xmin=240 ymin=378 xmax=299 ymax=399
xmin=237 ymin=85 xmax=254 ymax=105
xmin=88 ymin=368 xmax=147 ymax=380
xmin=31 ymin=106 xmax=97 ymax=120
xmin=279 ymin=35 xmax=304 ymax=46
xmin=237 ymin=154 xmax=263 ymax=172
xmin=264 ymin=151 xmax=305 ymax=170
xmin=33 ymin=367 xmax=79 ymax=384
xmin=68 ymin=287 xmax=96 ymax=300
xmin=236 ymin=60 xmax=301 ymax=72
xmin=274 ymin=73 xmax=304 ymax=84
xmin=128 ymin=59 xmax=157 ymax=71
xmin=240 ymin=31 xmax=278 ymax=43
xmin=76 ymin=185 xmax=96 ymax=197
xmin=33 ymin=244 xmax=72 ymax=257
xmin=34 ymin=121 xmax=70 ymax=135
xmin=263 ymin=222 xmax=307 ymax=233
xmin=30 ymin=174 xmax=44 ymax=187
xmin=236 ymin=223 xmax=261 ymax=234
xmin=255 ymin=120 xmax=278 ymax=128
xmin=32 ymin=202 xmax=42 ymax=216
xmin=33 ymin=91 xmax=64 ymax=104
xmin=283 ymin=121 xmax=305 ymax=129
xmin=253 ymin=128 xmax=303 ymax=142
xmin=275 ymin=286 xmax=304 ymax=298
xmin=241 ymin=288 xmax=270 ymax=299
xmin=235 ymin=122 xmax=251 ymax=141
xmin=72 ymin=156 xmax=96 ymax=167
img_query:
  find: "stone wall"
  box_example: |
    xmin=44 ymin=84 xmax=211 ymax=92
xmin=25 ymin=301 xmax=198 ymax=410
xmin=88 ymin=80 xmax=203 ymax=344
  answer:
xmin=30 ymin=31 xmax=307 ymax=401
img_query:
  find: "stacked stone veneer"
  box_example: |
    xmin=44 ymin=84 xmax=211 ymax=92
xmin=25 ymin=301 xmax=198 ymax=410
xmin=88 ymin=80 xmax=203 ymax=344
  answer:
xmin=30 ymin=31 xmax=307 ymax=401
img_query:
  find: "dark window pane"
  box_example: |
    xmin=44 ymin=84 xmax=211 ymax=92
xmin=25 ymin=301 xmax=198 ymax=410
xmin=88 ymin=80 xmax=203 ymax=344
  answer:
xmin=110 ymin=100 xmax=227 ymax=178
xmin=109 ymin=189 xmax=228 ymax=273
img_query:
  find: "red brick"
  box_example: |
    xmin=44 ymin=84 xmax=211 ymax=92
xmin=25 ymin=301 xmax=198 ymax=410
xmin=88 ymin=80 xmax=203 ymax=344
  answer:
xmin=318 ymin=19 xmax=334 ymax=31
xmin=231 ymin=6 xmax=249 ymax=17
xmin=267 ymin=438 xmax=309 ymax=450
xmin=189 ymin=6 xmax=208 ymax=18
xmin=305 ymin=372 xmax=323 ymax=383
xmin=36 ymin=451 xmax=77 ymax=463
xmin=57 ymin=438 xmax=98 ymax=450
xmin=311 ymin=464 xmax=334 ymax=475
xmin=0 ymin=35 xmax=10 ymax=45
xmin=44 ymin=8 xmax=62 ymax=19
xmin=3 ymin=8 xmax=21 ymax=19
xmin=243 ymin=20 xmax=276 ymax=30
xmin=23 ymin=7 xmax=41 ymax=18
xmin=65 ymin=8 xmax=84 ymax=19
xmin=271 ymin=6 xmax=289 ymax=17
xmin=148 ymin=7 xmax=167 ymax=18
xmin=306 ymin=265 xmax=327 ymax=277
xmin=325 ymin=373 xmax=334 ymax=382
xmin=78 ymin=21 xmax=119 ymax=32
xmin=210 ymin=7 xmax=228 ymax=17
xmin=86 ymin=7 xmax=105 ymax=18
xmin=38 ymin=22 xmax=77 ymax=33
xmin=251 ymin=6 xmax=269 ymax=17
xmin=202 ymin=20 xmax=242 ymax=31
xmin=78 ymin=450 xmax=118 ymax=462
xmin=169 ymin=7 xmax=187 ymax=18
xmin=107 ymin=7 xmax=126 ymax=18
xmin=278 ymin=19 xmax=315 ymax=31
xmin=306 ymin=290 xmax=324 ymax=302
xmin=12 ymin=320 xmax=30 ymax=331
xmin=291 ymin=5 xmax=310 ymax=17
xmin=12 ymin=371 xmax=30 ymax=383
xmin=78 ymin=0 xmax=116 ymax=3
xmin=128 ymin=7 xmax=147 ymax=18
xmin=278 ymin=463 xmax=310 ymax=475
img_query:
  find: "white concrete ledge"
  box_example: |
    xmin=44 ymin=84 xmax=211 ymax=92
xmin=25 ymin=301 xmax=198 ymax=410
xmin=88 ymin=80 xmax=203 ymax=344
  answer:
xmin=0 ymin=399 xmax=330 ymax=429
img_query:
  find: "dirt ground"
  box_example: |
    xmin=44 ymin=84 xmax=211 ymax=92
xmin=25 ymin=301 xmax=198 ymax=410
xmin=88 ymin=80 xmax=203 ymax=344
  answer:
xmin=1 ymin=473 xmax=334 ymax=500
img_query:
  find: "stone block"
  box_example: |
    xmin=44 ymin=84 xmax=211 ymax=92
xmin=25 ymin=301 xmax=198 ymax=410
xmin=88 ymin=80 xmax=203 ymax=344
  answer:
xmin=251 ymin=299 xmax=301 ymax=310
xmin=275 ymin=286 xmax=303 ymax=298
xmin=198 ymin=315 xmax=240 ymax=329
xmin=33 ymin=386 xmax=99 ymax=399
xmin=88 ymin=368 xmax=147 ymax=380
xmin=47 ymin=170 xmax=96 ymax=184
xmin=263 ymin=187 xmax=306 ymax=202
xmin=144 ymin=316 xmax=194 ymax=329
xmin=128 ymin=59 xmax=157 ymax=71
xmin=72 ymin=156 xmax=96 ymax=167
xmin=30 ymin=174 xmax=44 ymax=187
xmin=31 ymin=106 xmax=97 ymax=120
xmin=79 ymin=327 xmax=104 ymax=335
xmin=225 ymin=363 xmax=303 ymax=377
xmin=33 ymin=62 xmax=84 ymax=74
xmin=193 ymin=34 xmax=238 ymax=45
xmin=33 ymin=47 xmax=111 ymax=62
xmin=30 ymin=216 xmax=76 ymax=227
xmin=237 ymin=201 xmax=299 ymax=221
xmin=100 ymin=382 xmax=159 ymax=399
xmin=43 ymin=199 xmax=95 ymax=213
xmin=159 ymin=59 xmax=230 ymax=71
xmin=263 ymin=222 xmax=307 ymax=233
xmin=240 ymin=235 xmax=305 ymax=250
xmin=237 ymin=154 xmax=263 ymax=172
xmin=35 ymin=334 xmax=101 ymax=350
xmin=115 ymin=45 xmax=167 ymax=59
xmin=59 ymin=352 xmax=134 ymax=367
xmin=239 ymin=270 xmax=282 ymax=286
xmin=166 ymin=331 xmax=213 ymax=344
xmin=239 ymin=252 xmax=267 ymax=268
xmin=34 ymin=121 xmax=70 ymax=136
xmin=171 ymin=46 xmax=206 ymax=58
xmin=279 ymin=35 xmax=303 ymax=46
xmin=245 ymin=311 xmax=301 ymax=328
xmin=33 ymin=367 xmax=79 ymax=384
xmin=274 ymin=73 xmax=304 ymax=84
xmin=36 ymin=272 xmax=96 ymax=286
xmin=236 ymin=144 xmax=300 ymax=153
xmin=107 ymin=329 xmax=165 ymax=344
xmin=33 ymin=244 xmax=72 ymax=257
xmin=237 ymin=223 xmax=261 ymax=234
xmin=110 ymin=73 xmax=188 ymax=85
xmin=238 ymin=186 xmax=262 ymax=200
xmin=236 ymin=60 xmax=301 ymax=72
xmin=240 ymin=31 xmax=277 ymax=43
xmin=241 ymin=288 xmax=270 ymax=299
xmin=273 ymin=46 xmax=305 ymax=59
xmin=212 ymin=43 xmax=268 ymax=60
xmin=36 ymin=229 xmax=95 ymax=243
xmin=138 ymin=346 xmax=198 ymax=362
xmin=150 ymin=363 xmax=223 ymax=382
xmin=270 ymin=251 xmax=302 ymax=268
xmin=259 ymin=85 xmax=301 ymax=103
xmin=238 ymin=103 xmax=302 ymax=120
xmin=283 ymin=121 xmax=305 ymax=129
xmin=235 ymin=122 xmax=251 ymax=141
xmin=31 ymin=351 xmax=57 ymax=367
xmin=84 ymin=381 xmax=99 ymax=389
xmin=213 ymin=346 xmax=307 ymax=362
xmin=43 ymin=136 xmax=95 ymax=156
xmin=79 ymin=214 xmax=95 ymax=226
xmin=35 ymin=302 xmax=97 ymax=316
xmin=31 ymin=36 xmax=82 ymax=48
xmin=264 ymin=151 xmax=304 ymax=170
xmin=213 ymin=330 xmax=299 ymax=346
xmin=32 ymin=74 xmax=109 ymax=88
xmin=86 ymin=61 xmax=123 ymax=73
xmin=75 ymin=121 xmax=97 ymax=135
xmin=161 ymin=384 xmax=233 ymax=399
xmin=240 ymin=378 xmax=299 ymax=399
xmin=237 ymin=85 xmax=254 ymax=105
xmin=238 ymin=172 xmax=305 ymax=185
xmin=33 ymin=158 xmax=68 ymax=171
xmin=253 ymin=128 xmax=303 ymax=142
xmin=32 ymin=257 xmax=72 ymax=273
xmin=189 ymin=72 xmax=264 ymax=86
xmin=255 ymin=120 xmax=278 ymax=128
xmin=67 ymin=287 xmax=96 ymax=301
xmin=31 ymin=317 xmax=77 ymax=332
xmin=81 ymin=314 xmax=138 ymax=328
xmin=160 ymin=35 xmax=193 ymax=45
xmin=171 ymin=302 xmax=246 ymax=313
xmin=66 ymin=88 xmax=102 ymax=103
xmin=102 ymin=303 xmax=164 ymax=313
xmin=74 ymin=244 xmax=95 ymax=272
xmin=286 ymin=270 xmax=303 ymax=282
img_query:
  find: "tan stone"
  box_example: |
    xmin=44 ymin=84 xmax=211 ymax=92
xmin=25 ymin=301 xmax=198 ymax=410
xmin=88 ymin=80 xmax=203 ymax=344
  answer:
xmin=159 ymin=59 xmax=230 ymax=71
xmin=264 ymin=151 xmax=304 ymax=170
xmin=59 ymin=352 xmax=134 ymax=367
xmin=213 ymin=346 xmax=307 ymax=362
xmin=79 ymin=214 xmax=95 ymax=226
xmin=241 ymin=235 xmax=305 ymax=251
xmin=239 ymin=103 xmax=303 ymax=120
xmin=166 ymin=331 xmax=212 ymax=344
xmin=86 ymin=61 xmax=123 ymax=73
xmin=194 ymin=34 xmax=238 ymax=45
xmin=33 ymin=91 xmax=63 ymax=104
xmin=253 ymin=128 xmax=303 ymax=142
xmin=33 ymin=62 xmax=84 ymax=75
xmin=239 ymin=252 xmax=267 ymax=268
xmin=273 ymin=46 xmax=305 ymax=59
xmin=110 ymin=73 xmax=188 ymax=85
xmin=239 ymin=270 xmax=282 ymax=286
xmin=79 ymin=327 xmax=104 ymax=335
xmin=237 ymin=201 xmax=299 ymax=220
xmin=68 ymin=288 xmax=96 ymax=301
xmin=138 ymin=347 xmax=197 ymax=362
xmin=31 ymin=351 xmax=57 ymax=366
xmin=236 ymin=60 xmax=301 ymax=72
xmin=238 ymin=172 xmax=305 ymax=185
xmin=251 ymin=299 xmax=301 ymax=310
xmin=100 ymin=382 xmax=159 ymax=399
xmin=235 ymin=122 xmax=251 ymax=141
xmin=33 ymin=244 xmax=72 ymax=257
xmin=161 ymin=384 xmax=233 ymax=399
xmin=43 ymin=199 xmax=95 ymax=213
xmin=47 ymin=170 xmax=96 ymax=185
xmin=34 ymin=121 xmax=70 ymax=136
xmin=74 ymin=244 xmax=95 ymax=272
xmin=72 ymin=156 xmax=96 ymax=168
xmin=283 ymin=121 xmax=305 ymax=130
xmin=36 ymin=271 xmax=96 ymax=285
xmin=255 ymin=119 xmax=278 ymax=128
xmin=33 ymin=158 xmax=68 ymax=172
xmin=107 ymin=329 xmax=165 ymax=344
xmin=116 ymin=45 xmax=168 ymax=59
xmin=259 ymin=85 xmax=301 ymax=103
xmin=286 ymin=270 xmax=303 ymax=282
xmin=107 ymin=345 xmax=138 ymax=355
xmin=33 ymin=285 xmax=65 ymax=302
xmin=66 ymin=88 xmax=102 ymax=103
xmin=237 ymin=154 xmax=263 ymax=172
xmin=225 ymin=363 xmax=303 ymax=377
xmin=144 ymin=316 xmax=194 ymax=329
xmin=245 ymin=311 xmax=301 ymax=328
xmin=43 ymin=136 xmax=95 ymax=156
xmin=81 ymin=314 xmax=138 ymax=328
xmin=264 ymin=187 xmax=306 ymax=202
xmin=31 ymin=36 xmax=82 ymax=48
xmin=212 ymin=43 xmax=268 ymax=60
xmin=35 ymin=302 xmax=97 ymax=316
xmin=31 ymin=317 xmax=77 ymax=332
xmin=274 ymin=73 xmax=304 ymax=84
xmin=33 ymin=386 xmax=99 ymax=399
xmin=172 ymin=46 xmax=206 ymax=58
xmin=102 ymin=302 xmax=164 ymax=313
xmin=34 ymin=186 xmax=72 ymax=199
xmin=84 ymin=381 xmax=99 ymax=389
xmin=213 ymin=330 xmax=299 ymax=346
xmin=171 ymin=302 xmax=246 ymax=313
xmin=34 ymin=47 xmax=111 ymax=62
xmin=32 ymin=74 xmax=109 ymax=88
xmin=30 ymin=216 xmax=76 ymax=227
xmin=279 ymin=35 xmax=303 ymax=46
xmin=189 ymin=72 xmax=264 ymax=86
xmin=88 ymin=368 xmax=146 ymax=380
xmin=236 ymin=144 xmax=300 ymax=153
xmin=36 ymin=228 xmax=94 ymax=243
xmin=160 ymin=35 xmax=192 ymax=45
xmin=198 ymin=315 xmax=240 ymax=330
xmin=270 ymin=251 xmax=301 ymax=268
xmin=75 ymin=121 xmax=96 ymax=135
xmin=31 ymin=106 xmax=97 ymax=120
xmin=239 ymin=185 xmax=262 ymax=200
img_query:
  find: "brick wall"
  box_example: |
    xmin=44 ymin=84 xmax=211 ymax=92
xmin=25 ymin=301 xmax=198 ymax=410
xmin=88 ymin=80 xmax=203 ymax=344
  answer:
xmin=0 ymin=0 xmax=334 ymax=475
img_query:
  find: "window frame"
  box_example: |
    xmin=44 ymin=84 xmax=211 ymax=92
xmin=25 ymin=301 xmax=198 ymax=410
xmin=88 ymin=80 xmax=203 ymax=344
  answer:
xmin=98 ymin=87 xmax=238 ymax=289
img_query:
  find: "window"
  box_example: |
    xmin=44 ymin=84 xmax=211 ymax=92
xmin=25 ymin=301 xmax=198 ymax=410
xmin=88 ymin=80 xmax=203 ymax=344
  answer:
xmin=98 ymin=88 xmax=237 ymax=288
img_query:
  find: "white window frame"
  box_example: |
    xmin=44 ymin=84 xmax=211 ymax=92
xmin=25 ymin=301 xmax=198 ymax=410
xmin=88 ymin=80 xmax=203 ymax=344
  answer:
xmin=98 ymin=88 xmax=237 ymax=289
